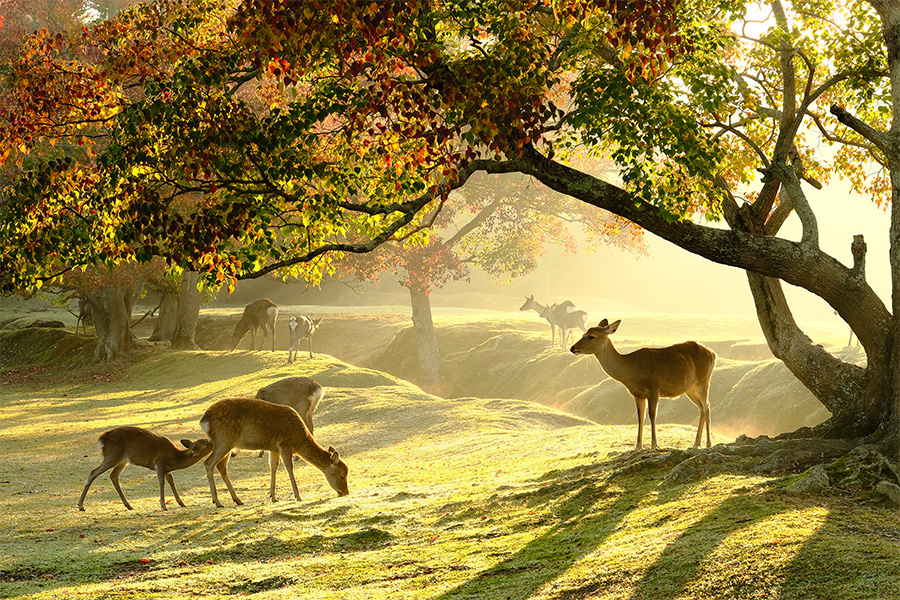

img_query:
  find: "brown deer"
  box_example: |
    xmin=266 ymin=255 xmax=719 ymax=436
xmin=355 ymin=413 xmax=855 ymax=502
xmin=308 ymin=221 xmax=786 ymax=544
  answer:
xmin=230 ymin=298 xmax=278 ymax=351
xmin=70 ymin=297 xmax=93 ymax=335
xmin=287 ymin=316 xmax=323 ymax=362
xmin=256 ymin=376 xmax=324 ymax=435
xmin=77 ymin=427 xmax=213 ymax=511
xmin=199 ymin=398 xmax=349 ymax=507
xmin=570 ymin=319 xmax=716 ymax=451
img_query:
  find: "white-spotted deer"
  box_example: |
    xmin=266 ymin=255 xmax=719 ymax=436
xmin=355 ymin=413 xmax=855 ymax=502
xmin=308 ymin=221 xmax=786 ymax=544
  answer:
xmin=230 ymin=299 xmax=278 ymax=351
xmin=570 ymin=319 xmax=716 ymax=450
xmin=199 ymin=398 xmax=349 ymax=507
xmin=256 ymin=376 xmax=324 ymax=435
xmin=287 ymin=316 xmax=322 ymax=362
xmin=77 ymin=427 xmax=213 ymax=511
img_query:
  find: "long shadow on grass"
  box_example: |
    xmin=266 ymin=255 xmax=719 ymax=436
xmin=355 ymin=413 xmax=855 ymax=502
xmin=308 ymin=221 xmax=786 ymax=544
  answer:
xmin=622 ymin=492 xmax=789 ymax=600
xmin=433 ymin=466 xmax=652 ymax=600
xmin=778 ymin=502 xmax=900 ymax=599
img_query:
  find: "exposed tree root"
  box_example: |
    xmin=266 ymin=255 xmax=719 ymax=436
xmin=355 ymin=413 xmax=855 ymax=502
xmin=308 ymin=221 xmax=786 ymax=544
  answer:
xmin=604 ymin=433 xmax=900 ymax=505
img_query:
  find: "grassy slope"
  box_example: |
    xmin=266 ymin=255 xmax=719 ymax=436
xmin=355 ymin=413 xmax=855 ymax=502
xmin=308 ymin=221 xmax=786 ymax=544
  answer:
xmin=1 ymin=349 xmax=897 ymax=600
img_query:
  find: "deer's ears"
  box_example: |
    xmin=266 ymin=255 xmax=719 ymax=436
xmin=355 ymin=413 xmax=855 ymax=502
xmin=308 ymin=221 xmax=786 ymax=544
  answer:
xmin=328 ymin=446 xmax=341 ymax=464
xmin=596 ymin=319 xmax=621 ymax=333
xmin=180 ymin=439 xmax=192 ymax=449
xmin=313 ymin=317 xmax=323 ymax=325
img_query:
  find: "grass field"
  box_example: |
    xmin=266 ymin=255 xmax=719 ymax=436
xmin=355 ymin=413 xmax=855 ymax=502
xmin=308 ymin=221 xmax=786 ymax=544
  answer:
xmin=1 ymin=326 xmax=898 ymax=598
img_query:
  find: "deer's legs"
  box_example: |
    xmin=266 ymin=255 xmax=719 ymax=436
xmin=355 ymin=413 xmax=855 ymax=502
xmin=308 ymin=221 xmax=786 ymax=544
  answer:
xmin=686 ymin=388 xmax=712 ymax=449
xmin=279 ymin=445 xmax=302 ymax=502
xmin=205 ymin=449 xmax=243 ymax=507
xmin=164 ymin=471 xmax=186 ymax=508
xmin=268 ymin=451 xmax=281 ymax=502
xmin=78 ymin=458 xmax=123 ymax=510
xmin=108 ymin=463 xmax=133 ymax=510
xmin=647 ymin=392 xmax=660 ymax=449
xmin=634 ymin=397 xmax=647 ymax=451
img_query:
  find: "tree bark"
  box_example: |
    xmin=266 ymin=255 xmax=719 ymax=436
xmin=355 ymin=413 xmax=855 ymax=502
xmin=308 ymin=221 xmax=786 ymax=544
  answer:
xmin=149 ymin=293 xmax=177 ymax=342
xmin=87 ymin=283 xmax=139 ymax=361
xmin=408 ymin=284 xmax=441 ymax=391
xmin=172 ymin=271 xmax=201 ymax=349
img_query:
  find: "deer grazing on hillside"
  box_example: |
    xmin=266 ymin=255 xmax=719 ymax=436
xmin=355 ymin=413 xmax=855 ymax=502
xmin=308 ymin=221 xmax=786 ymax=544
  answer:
xmin=287 ymin=316 xmax=323 ymax=362
xmin=256 ymin=376 xmax=324 ymax=435
xmin=230 ymin=298 xmax=278 ymax=351
xmin=68 ymin=297 xmax=93 ymax=334
xmin=570 ymin=319 xmax=716 ymax=451
xmin=77 ymin=427 xmax=213 ymax=511
xmin=200 ymin=398 xmax=349 ymax=507
xmin=520 ymin=295 xmax=588 ymax=350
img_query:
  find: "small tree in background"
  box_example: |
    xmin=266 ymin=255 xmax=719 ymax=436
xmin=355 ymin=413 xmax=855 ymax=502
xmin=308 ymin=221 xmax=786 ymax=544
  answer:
xmin=341 ymin=171 xmax=645 ymax=391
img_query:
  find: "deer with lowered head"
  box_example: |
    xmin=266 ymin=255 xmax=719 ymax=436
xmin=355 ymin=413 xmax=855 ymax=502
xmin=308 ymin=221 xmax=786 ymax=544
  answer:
xmin=200 ymin=398 xmax=349 ymax=507
xmin=230 ymin=298 xmax=278 ymax=351
xmin=77 ymin=426 xmax=213 ymax=511
xmin=570 ymin=319 xmax=716 ymax=451
xmin=287 ymin=316 xmax=322 ymax=362
xmin=256 ymin=376 xmax=324 ymax=435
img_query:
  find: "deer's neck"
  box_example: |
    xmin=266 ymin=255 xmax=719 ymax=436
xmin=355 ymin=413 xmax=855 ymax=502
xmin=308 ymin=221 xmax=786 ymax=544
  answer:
xmin=298 ymin=439 xmax=334 ymax=471
xmin=593 ymin=340 xmax=631 ymax=382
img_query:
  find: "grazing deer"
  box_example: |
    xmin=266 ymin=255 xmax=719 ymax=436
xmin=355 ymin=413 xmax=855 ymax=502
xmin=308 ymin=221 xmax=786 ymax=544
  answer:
xmin=199 ymin=398 xmax=349 ymax=507
xmin=287 ymin=316 xmax=323 ymax=362
xmin=77 ymin=427 xmax=213 ymax=511
xmin=230 ymin=298 xmax=278 ymax=351
xmin=541 ymin=301 xmax=589 ymax=350
xmin=256 ymin=376 xmax=324 ymax=435
xmin=570 ymin=319 xmax=716 ymax=451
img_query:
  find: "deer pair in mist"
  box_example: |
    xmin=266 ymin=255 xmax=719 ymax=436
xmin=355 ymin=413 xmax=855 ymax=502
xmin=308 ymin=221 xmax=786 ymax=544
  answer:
xmin=78 ymin=376 xmax=347 ymax=511
xmin=520 ymin=295 xmax=589 ymax=350
xmin=230 ymin=298 xmax=322 ymax=360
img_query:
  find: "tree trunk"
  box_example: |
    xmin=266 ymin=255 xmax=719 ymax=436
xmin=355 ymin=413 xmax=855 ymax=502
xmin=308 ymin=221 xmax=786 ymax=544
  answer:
xmin=505 ymin=146 xmax=897 ymax=440
xmin=87 ymin=283 xmax=139 ymax=361
xmin=408 ymin=284 xmax=441 ymax=392
xmin=172 ymin=271 xmax=201 ymax=349
xmin=149 ymin=293 xmax=178 ymax=342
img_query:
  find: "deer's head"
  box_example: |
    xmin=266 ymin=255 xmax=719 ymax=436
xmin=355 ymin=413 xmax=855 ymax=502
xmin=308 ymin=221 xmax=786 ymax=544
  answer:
xmin=570 ymin=318 xmax=621 ymax=354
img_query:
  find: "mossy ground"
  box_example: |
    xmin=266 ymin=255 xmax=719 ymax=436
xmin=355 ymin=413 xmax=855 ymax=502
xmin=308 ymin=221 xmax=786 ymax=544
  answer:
xmin=1 ymin=346 xmax=898 ymax=599
xmin=0 ymin=304 xmax=896 ymax=599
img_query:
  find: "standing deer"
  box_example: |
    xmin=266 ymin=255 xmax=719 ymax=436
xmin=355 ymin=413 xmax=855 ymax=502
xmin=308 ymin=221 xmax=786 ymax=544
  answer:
xmin=71 ymin=298 xmax=93 ymax=335
xmin=256 ymin=376 xmax=324 ymax=435
xmin=200 ymin=398 xmax=349 ymax=507
xmin=77 ymin=427 xmax=213 ymax=511
xmin=230 ymin=298 xmax=278 ymax=351
xmin=520 ymin=295 xmax=588 ymax=349
xmin=570 ymin=319 xmax=716 ymax=451
xmin=541 ymin=301 xmax=589 ymax=350
xmin=287 ymin=316 xmax=323 ymax=362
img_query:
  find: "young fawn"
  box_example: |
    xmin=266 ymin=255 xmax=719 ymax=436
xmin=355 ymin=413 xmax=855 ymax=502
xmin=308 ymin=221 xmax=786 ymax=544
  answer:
xmin=287 ymin=316 xmax=322 ymax=362
xmin=571 ymin=319 xmax=716 ymax=450
xmin=200 ymin=398 xmax=349 ymax=507
xmin=78 ymin=427 xmax=213 ymax=511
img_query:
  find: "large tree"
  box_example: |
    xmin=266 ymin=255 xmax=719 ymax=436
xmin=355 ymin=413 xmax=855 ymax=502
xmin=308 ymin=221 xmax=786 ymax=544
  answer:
xmin=0 ymin=0 xmax=898 ymax=450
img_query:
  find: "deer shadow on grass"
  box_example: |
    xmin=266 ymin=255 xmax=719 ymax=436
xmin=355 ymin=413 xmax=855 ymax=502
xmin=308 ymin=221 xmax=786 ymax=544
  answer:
xmin=433 ymin=464 xmax=653 ymax=600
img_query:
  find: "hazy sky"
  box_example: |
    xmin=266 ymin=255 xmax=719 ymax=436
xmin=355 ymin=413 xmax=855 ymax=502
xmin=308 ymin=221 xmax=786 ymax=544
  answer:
xmin=486 ymin=175 xmax=890 ymax=324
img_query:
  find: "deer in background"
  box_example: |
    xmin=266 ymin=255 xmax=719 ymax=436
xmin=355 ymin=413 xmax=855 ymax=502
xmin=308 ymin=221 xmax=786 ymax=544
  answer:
xmin=287 ymin=316 xmax=323 ymax=362
xmin=200 ymin=398 xmax=349 ymax=507
xmin=77 ymin=427 xmax=213 ymax=511
xmin=520 ymin=295 xmax=588 ymax=350
xmin=541 ymin=301 xmax=588 ymax=350
xmin=230 ymin=298 xmax=278 ymax=351
xmin=570 ymin=319 xmax=716 ymax=451
xmin=256 ymin=376 xmax=324 ymax=436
